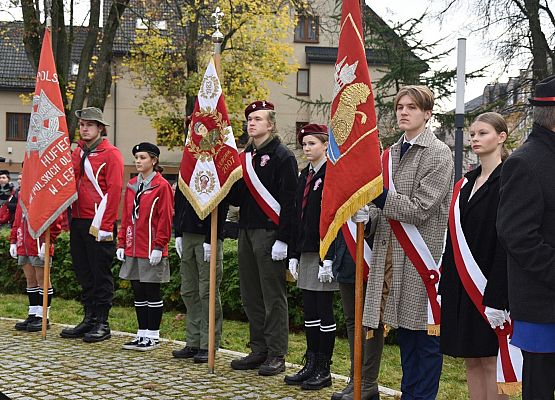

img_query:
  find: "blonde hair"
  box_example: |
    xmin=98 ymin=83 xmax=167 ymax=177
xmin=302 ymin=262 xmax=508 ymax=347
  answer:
xmin=394 ymin=85 xmax=435 ymax=112
xmin=472 ymin=112 xmax=509 ymax=161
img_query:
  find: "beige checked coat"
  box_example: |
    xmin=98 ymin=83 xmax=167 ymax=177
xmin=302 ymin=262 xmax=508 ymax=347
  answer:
xmin=362 ymin=128 xmax=454 ymax=331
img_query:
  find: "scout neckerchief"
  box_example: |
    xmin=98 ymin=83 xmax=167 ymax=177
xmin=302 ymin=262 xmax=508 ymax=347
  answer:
xmin=239 ymin=143 xmax=280 ymax=225
xmin=449 ymin=177 xmax=522 ymax=395
xmin=382 ymin=147 xmax=442 ymax=335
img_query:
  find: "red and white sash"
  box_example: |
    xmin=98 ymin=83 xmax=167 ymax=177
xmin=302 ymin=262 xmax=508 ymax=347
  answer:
xmin=239 ymin=151 xmax=280 ymax=225
xmin=450 ymin=178 xmax=522 ymax=394
xmin=382 ymin=147 xmax=442 ymax=335
xmin=341 ymin=219 xmax=372 ymax=281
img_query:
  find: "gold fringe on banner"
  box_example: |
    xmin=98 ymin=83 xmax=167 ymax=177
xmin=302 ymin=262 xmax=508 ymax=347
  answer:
xmin=319 ymin=174 xmax=383 ymax=260
xmin=285 ymin=270 xmax=296 ymax=283
xmin=384 ymin=324 xmax=391 ymax=338
xmin=497 ymin=381 xmax=521 ymax=396
xmin=427 ymin=324 xmax=440 ymax=336
xmin=366 ymin=329 xmax=373 ymax=340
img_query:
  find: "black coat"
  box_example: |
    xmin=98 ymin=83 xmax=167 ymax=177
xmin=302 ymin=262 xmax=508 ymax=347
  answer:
xmin=290 ymin=163 xmax=326 ymax=259
xmin=229 ymin=137 xmax=298 ymax=244
xmin=440 ymin=164 xmax=507 ymax=358
xmin=497 ymin=123 xmax=555 ymax=323
xmin=173 ymin=188 xmax=228 ymax=242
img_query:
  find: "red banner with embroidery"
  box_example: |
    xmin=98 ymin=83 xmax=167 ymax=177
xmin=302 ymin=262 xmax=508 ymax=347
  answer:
xmin=449 ymin=177 xmax=522 ymax=394
xmin=178 ymin=58 xmax=242 ymax=219
xmin=383 ymin=148 xmax=442 ymax=335
xmin=319 ymin=0 xmax=382 ymax=258
xmin=19 ymin=27 xmax=77 ymax=239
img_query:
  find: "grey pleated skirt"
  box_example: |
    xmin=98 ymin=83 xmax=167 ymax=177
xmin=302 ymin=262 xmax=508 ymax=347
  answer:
xmin=119 ymin=256 xmax=170 ymax=283
xmin=297 ymin=252 xmax=338 ymax=291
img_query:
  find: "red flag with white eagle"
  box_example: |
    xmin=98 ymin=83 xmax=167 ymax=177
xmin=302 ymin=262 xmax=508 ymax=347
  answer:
xmin=19 ymin=27 xmax=77 ymax=239
xmin=178 ymin=57 xmax=242 ymax=219
xmin=319 ymin=0 xmax=383 ymax=258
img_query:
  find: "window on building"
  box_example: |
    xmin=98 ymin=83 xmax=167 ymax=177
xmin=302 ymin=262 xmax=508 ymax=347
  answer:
xmin=297 ymin=69 xmax=310 ymax=96
xmin=6 ymin=113 xmax=30 ymax=141
xmin=295 ymin=121 xmax=308 ymax=149
xmin=294 ymin=15 xmax=319 ymax=43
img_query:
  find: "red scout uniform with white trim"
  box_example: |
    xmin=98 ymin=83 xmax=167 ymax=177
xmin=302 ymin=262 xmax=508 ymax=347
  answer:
xmin=118 ymin=173 xmax=173 ymax=259
xmin=10 ymin=203 xmax=62 ymax=257
xmin=71 ymin=139 xmax=124 ymax=230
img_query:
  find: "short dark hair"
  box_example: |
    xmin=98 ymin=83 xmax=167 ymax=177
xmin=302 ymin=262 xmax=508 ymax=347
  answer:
xmin=533 ymin=106 xmax=555 ymax=130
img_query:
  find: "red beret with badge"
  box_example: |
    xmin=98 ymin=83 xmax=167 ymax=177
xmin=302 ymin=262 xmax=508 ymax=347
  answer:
xmin=245 ymin=100 xmax=275 ymax=118
xmin=297 ymin=123 xmax=329 ymax=145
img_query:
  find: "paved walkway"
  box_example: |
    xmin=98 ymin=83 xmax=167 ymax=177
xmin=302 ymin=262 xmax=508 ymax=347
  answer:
xmin=0 ymin=318 xmax=400 ymax=400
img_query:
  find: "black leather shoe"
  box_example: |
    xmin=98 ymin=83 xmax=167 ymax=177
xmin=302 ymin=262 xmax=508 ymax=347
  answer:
xmin=82 ymin=322 xmax=111 ymax=342
xmin=193 ymin=349 xmax=209 ymax=363
xmin=60 ymin=307 xmax=96 ymax=338
xmin=230 ymin=352 xmax=268 ymax=370
xmin=331 ymin=379 xmax=353 ymax=399
xmin=301 ymin=353 xmax=332 ymax=390
xmin=15 ymin=315 xmax=35 ymax=331
xmin=284 ymin=351 xmax=317 ymax=385
xmin=341 ymin=384 xmax=380 ymax=400
xmin=26 ymin=317 xmax=50 ymax=332
xmin=172 ymin=346 xmax=199 ymax=359
xmin=258 ymin=356 xmax=286 ymax=376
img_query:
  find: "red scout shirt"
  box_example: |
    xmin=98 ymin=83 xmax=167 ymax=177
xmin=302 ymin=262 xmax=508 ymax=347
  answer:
xmin=10 ymin=203 xmax=62 ymax=257
xmin=117 ymin=172 xmax=173 ymax=259
xmin=71 ymin=139 xmax=124 ymax=231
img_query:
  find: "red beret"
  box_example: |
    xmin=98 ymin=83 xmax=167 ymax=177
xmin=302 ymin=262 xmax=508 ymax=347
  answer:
xmin=297 ymin=123 xmax=328 ymax=145
xmin=245 ymin=100 xmax=275 ymax=118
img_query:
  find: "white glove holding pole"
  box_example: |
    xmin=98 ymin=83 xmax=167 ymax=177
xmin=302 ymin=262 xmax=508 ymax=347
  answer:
xmin=149 ymin=249 xmax=163 ymax=266
xmin=271 ymin=240 xmax=288 ymax=261
xmin=38 ymin=243 xmax=45 ymax=261
xmin=288 ymin=258 xmax=299 ymax=281
xmin=351 ymin=205 xmax=370 ymax=224
xmin=484 ymin=306 xmax=506 ymax=329
xmin=116 ymin=248 xmax=125 ymax=262
xmin=318 ymin=259 xmax=334 ymax=283
xmin=9 ymin=244 xmax=17 ymax=259
xmin=175 ymin=237 xmax=183 ymax=259
xmin=203 ymin=242 xmax=211 ymax=262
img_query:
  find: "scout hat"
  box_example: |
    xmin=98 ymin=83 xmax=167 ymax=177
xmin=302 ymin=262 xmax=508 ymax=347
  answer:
xmin=132 ymin=142 xmax=160 ymax=158
xmin=297 ymin=123 xmax=328 ymax=145
xmin=529 ymin=75 xmax=555 ymax=106
xmin=245 ymin=100 xmax=275 ymax=119
xmin=75 ymin=107 xmax=110 ymax=126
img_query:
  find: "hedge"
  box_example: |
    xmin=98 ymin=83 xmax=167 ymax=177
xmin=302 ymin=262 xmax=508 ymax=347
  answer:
xmin=0 ymin=229 xmax=351 ymax=337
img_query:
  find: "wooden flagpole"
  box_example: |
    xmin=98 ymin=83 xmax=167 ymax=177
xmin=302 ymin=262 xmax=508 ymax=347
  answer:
xmin=353 ymin=222 xmax=365 ymax=400
xmin=207 ymin=7 xmax=224 ymax=374
xmin=41 ymin=13 xmax=53 ymax=340
xmin=41 ymin=227 xmax=51 ymax=338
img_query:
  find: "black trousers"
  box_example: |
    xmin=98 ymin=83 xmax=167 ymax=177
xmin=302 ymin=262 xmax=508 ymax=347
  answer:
xmin=523 ymin=350 xmax=555 ymax=400
xmin=70 ymin=219 xmax=115 ymax=308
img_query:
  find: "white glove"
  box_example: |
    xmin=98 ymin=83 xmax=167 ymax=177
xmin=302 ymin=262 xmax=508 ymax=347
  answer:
xmin=288 ymin=258 xmax=299 ymax=281
xmin=9 ymin=244 xmax=17 ymax=259
xmin=484 ymin=306 xmax=506 ymax=329
xmin=351 ymin=205 xmax=370 ymax=224
xmin=149 ymin=249 xmax=163 ymax=265
xmin=38 ymin=243 xmax=45 ymax=261
xmin=116 ymin=248 xmax=125 ymax=262
xmin=97 ymin=230 xmax=113 ymax=242
xmin=203 ymin=242 xmax=211 ymax=262
xmin=175 ymin=237 xmax=183 ymax=259
xmin=318 ymin=260 xmax=334 ymax=283
xmin=271 ymin=240 xmax=288 ymax=261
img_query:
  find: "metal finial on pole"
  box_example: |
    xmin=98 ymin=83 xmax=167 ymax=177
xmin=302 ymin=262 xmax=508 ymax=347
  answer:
xmin=212 ymin=7 xmax=224 ymax=51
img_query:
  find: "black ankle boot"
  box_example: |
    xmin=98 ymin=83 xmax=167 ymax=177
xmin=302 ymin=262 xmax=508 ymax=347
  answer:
xmin=284 ymin=351 xmax=317 ymax=385
xmin=301 ymin=353 xmax=332 ymax=390
xmin=60 ymin=306 xmax=96 ymax=338
xmin=83 ymin=306 xmax=111 ymax=343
